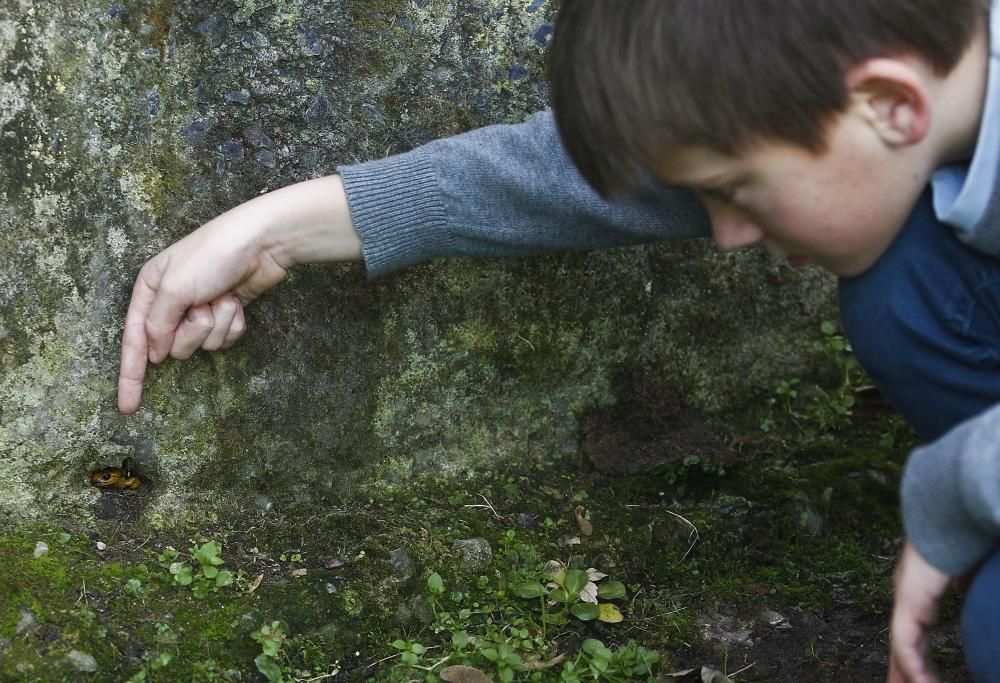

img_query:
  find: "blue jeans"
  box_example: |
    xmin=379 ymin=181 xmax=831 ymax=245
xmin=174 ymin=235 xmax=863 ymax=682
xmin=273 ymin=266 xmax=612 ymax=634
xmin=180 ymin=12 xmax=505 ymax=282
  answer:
xmin=963 ymin=548 xmax=1000 ymax=682
xmin=839 ymin=188 xmax=1000 ymax=442
xmin=839 ymin=189 xmax=1000 ymax=678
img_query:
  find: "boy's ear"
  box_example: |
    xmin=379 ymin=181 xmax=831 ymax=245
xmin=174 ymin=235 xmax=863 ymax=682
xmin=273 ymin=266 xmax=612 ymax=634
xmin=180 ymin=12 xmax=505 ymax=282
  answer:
xmin=845 ymin=58 xmax=932 ymax=148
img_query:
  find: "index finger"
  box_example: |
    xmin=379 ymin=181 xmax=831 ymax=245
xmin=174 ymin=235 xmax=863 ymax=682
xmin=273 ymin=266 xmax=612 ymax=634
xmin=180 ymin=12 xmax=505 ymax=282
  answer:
xmin=117 ymin=274 xmax=157 ymax=414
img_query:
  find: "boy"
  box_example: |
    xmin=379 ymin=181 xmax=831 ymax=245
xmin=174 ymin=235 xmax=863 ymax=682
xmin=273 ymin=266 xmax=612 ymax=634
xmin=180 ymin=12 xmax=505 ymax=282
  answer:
xmin=117 ymin=0 xmax=999 ymax=680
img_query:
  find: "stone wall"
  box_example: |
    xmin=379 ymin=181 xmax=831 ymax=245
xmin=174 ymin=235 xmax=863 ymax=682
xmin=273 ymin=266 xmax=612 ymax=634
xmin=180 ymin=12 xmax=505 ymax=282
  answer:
xmin=0 ymin=0 xmax=837 ymax=522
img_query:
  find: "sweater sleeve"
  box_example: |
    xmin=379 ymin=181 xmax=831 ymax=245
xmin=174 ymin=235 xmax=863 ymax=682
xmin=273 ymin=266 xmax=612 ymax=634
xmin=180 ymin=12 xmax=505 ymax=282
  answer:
xmin=902 ymin=403 xmax=1000 ymax=576
xmin=337 ymin=110 xmax=711 ymax=278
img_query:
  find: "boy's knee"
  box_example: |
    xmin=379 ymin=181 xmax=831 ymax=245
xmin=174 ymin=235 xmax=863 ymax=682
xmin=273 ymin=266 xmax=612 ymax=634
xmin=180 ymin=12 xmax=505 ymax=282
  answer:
xmin=838 ymin=191 xmax=1000 ymax=440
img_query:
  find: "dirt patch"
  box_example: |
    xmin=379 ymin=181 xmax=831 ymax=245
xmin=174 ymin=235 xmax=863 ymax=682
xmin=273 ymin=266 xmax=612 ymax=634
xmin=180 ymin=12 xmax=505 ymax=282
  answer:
xmin=582 ymin=374 xmax=736 ymax=475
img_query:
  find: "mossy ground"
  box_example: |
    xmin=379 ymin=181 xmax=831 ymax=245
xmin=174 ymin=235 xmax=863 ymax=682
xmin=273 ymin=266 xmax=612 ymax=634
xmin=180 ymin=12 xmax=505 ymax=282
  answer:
xmin=0 ymin=404 xmax=968 ymax=682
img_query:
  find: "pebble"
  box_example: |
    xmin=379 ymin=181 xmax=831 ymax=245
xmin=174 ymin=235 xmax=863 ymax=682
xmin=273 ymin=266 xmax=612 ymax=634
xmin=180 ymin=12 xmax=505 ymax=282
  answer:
xmin=96 ymin=541 xmax=107 ymax=551
xmin=389 ymin=547 xmax=415 ymax=581
xmin=15 ymin=609 xmax=37 ymax=635
xmin=757 ymin=608 xmax=791 ymax=629
xmin=515 ymin=512 xmax=537 ymax=529
xmin=304 ymin=94 xmax=330 ymax=125
xmin=225 ymin=90 xmax=251 ymax=105
xmin=220 ymin=140 xmax=244 ymax=160
xmin=324 ymin=582 xmax=337 ymax=594
xmin=532 ymin=22 xmax=553 ymax=48
xmin=66 ymin=650 xmax=98 ymax=673
xmin=195 ymin=15 xmax=227 ymax=48
xmin=243 ymin=126 xmax=273 ymax=148
xmin=33 ymin=541 xmax=49 ymax=558
xmin=451 ymin=538 xmax=492 ymax=572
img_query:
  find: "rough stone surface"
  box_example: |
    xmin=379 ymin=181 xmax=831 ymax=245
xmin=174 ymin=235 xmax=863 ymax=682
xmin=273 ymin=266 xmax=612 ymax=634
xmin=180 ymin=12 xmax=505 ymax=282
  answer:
xmin=0 ymin=0 xmax=838 ymax=523
xmin=451 ymin=537 xmax=493 ymax=572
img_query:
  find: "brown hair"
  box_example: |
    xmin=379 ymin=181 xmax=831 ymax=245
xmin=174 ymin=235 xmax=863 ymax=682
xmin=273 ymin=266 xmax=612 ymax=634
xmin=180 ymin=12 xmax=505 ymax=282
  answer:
xmin=550 ymin=0 xmax=989 ymax=196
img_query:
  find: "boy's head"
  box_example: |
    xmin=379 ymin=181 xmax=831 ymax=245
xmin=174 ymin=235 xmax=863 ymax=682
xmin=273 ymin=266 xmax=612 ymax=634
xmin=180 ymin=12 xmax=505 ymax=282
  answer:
xmin=549 ymin=0 xmax=990 ymax=276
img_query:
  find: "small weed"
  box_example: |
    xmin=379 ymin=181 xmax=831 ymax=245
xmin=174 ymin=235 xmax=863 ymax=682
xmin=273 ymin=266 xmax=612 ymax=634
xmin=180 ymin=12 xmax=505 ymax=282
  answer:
xmin=251 ymin=621 xmax=289 ymax=682
xmin=761 ymin=321 xmax=867 ymax=441
xmin=156 ymin=540 xmax=236 ymax=599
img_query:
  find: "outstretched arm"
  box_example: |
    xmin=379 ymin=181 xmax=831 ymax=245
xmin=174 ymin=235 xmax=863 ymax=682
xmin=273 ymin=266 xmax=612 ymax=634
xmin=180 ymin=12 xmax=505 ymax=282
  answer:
xmin=117 ymin=174 xmax=361 ymax=414
xmin=120 ymin=111 xmax=710 ymax=413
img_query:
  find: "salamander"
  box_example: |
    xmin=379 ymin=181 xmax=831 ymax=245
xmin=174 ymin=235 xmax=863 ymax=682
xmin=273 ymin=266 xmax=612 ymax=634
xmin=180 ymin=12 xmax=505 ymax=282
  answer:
xmin=90 ymin=457 xmax=142 ymax=492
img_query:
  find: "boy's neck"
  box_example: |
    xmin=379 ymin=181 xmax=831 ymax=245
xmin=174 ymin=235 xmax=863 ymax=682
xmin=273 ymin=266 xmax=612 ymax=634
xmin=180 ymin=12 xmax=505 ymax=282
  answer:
xmin=930 ymin=18 xmax=991 ymax=166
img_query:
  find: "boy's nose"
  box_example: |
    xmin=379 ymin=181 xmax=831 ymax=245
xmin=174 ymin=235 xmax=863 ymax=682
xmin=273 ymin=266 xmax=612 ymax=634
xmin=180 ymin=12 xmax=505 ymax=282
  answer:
xmin=708 ymin=206 xmax=764 ymax=251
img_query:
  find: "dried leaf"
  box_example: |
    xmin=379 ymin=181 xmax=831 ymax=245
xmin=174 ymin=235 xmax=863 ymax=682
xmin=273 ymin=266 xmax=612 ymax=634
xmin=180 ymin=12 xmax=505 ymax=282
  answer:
xmin=440 ymin=665 xmax=494 ymax=683
xmin=597 ymin=603 xmax=624 ymax=623
xmin=662 ymin=667 xmax=733 ymax=683
xmin=557 ymin=535 xmax=581 ymax=547
xmin=243 ymin=573 xmax=264 ymax=595
xmin=579 ymin=582 xmax=598 ymax=604
xmin=574 ymin=506 xmax=593 ymax=536
xmin=543 ymin=560 xmax=566 ymax=576
xmin=586 ymin=568 xmax=608 ymax=582
xmin=523 ymin=653 xmax=566 ymax=671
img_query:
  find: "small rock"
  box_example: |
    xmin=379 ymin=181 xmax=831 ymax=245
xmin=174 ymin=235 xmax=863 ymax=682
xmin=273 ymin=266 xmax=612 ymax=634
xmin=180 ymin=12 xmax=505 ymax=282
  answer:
xmin=182 ymin=118 xmax=210 ymax=144
xmin=290 ymin=568 xmax=307 ymax=578
xmin=389 ymin=547 xmax=415 ymax=581
xmin=96 ymin=541 xmax=107 ymax=551
xmin=195 ymin=15 xmax=227 ymax=48
xmin=322 ymin=557 xmax=346 ymax=570
xmin=225 ymin=90 xmax=251 ymax=105
xmin=66 ymin=650 xmax=98 ymax=673
xmin=146 ymin=89 xmax=162 ymax=117
xmin=15 ymin=609 xmax=37 ymax=635
xmin=220 ymin=140 xmax=244 ymax=160
xmin=304 ymin=94 xmax=330 ymax=125
xmin=254 ymin=150 xmax=276 ymax=168
xmin=324 ymin=583 xmax=337 ymax=594
xmin=241 ymin=30 xmax=269 ymax=49
xmin=243 ymin=126 xmax=273 ymax=148
xmin=515 ymin=512 xmax=537 ymax=529
xmin=33 ymin=541 xmax=49 ymax=558
xmin=557 ymin=535 xmax=581 ymax=548
xmin=451 ymin=538 xmax=492 ymax=572
xmin=532 ymin=22 xmax=553 ymax=48
xmin=295 ymin=22 xmax=322 ymax=56
xmin=397 ymin=594 xmax=433 ymax=625
xmin=757 ymin=608 xmax=791 ymax=629
xmin=508 ymin=64 xmax=529 ymax=80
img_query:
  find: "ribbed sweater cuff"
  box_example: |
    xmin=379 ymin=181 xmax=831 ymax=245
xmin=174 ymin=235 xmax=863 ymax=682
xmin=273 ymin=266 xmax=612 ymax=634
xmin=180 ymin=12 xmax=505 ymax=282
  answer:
xmin=902 ymin=442 xmax=995 ymax=577
xmin=338 ymin=149 xmax=453 ymax=278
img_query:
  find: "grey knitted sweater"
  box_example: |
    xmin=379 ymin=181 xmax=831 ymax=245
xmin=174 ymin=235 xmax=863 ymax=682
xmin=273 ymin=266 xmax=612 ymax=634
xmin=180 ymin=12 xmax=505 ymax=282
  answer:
xmin=339 ymin=110 xmax=1000 ymax=577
